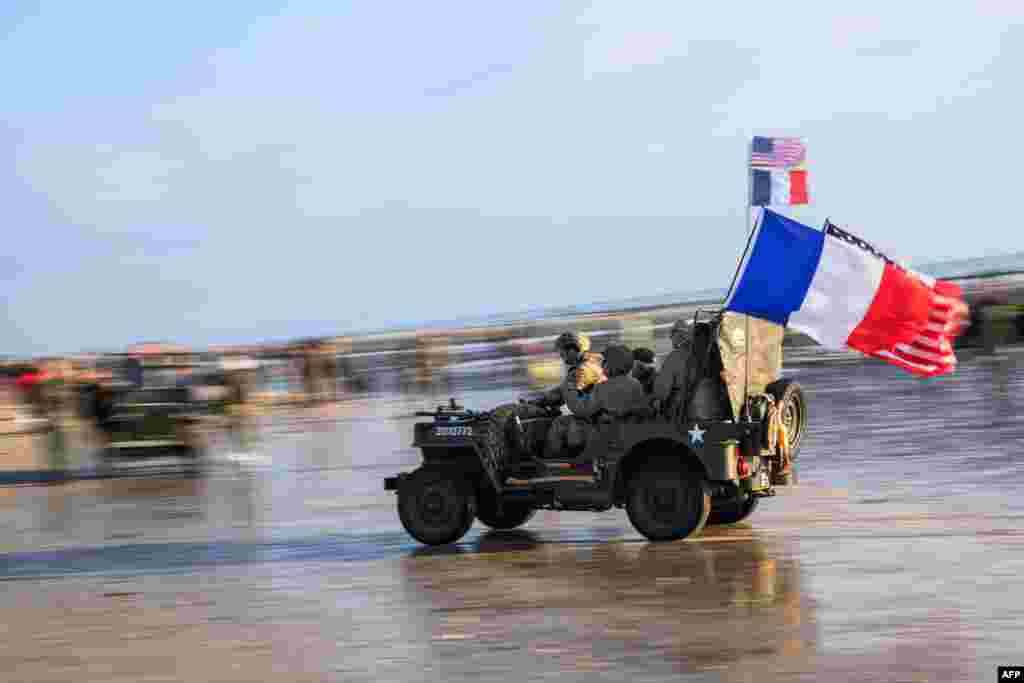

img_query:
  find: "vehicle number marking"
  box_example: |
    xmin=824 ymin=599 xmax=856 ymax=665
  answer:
xmin=435 ymin=426 xmax=473 ymax=437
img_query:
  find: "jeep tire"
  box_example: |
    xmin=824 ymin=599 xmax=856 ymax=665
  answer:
xmin=626 ymin=468 xmax=710 ymax=541
xmin=398 ymin=467 xmax=476 ymax=546
xmin=766 ymin=379 xmax=807 ymax=459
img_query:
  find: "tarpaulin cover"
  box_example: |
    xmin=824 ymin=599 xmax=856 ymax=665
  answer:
xmin=717 ymin=312 xmax=784 ymax=419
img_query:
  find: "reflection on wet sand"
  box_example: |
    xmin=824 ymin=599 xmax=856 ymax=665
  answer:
xmin=0 ymin=358 xmax=1020 ymax=681
xmin=95 ymin=475 xmax=207 ymax=501
xmin=400 ymin=528 xmax=817 ymax=680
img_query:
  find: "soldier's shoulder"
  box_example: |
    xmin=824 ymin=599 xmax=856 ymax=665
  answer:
xmin=662 ymin=348 xmax=684 ymax=363
xmin=619 ymin=373 xmax=643 ymax=389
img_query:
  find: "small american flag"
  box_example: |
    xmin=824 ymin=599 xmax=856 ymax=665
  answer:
xmin=750 ymin=136 xmax=806 ymax=169
xmin=870 ymin=276 xmax=970 ymax=378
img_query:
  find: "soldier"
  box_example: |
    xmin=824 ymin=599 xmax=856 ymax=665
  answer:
xmin=651 ymin=320 xmax=693 ymax=418
xmin=540 ymin=332 xmax=607 ymax=459
xmin=565 ymin=344 xmax=649 ymax=422
xmin=631 ymin=347 xmax=657 ymax=394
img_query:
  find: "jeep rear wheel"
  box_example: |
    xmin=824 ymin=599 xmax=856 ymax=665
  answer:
xmin=707 ymin=495 xmax=759 ymax=526
xmin=475 ymin=491 xmax=536 ymax=530
xmin=398 ymin=468 xmax=476 ymax=546
xmin=767 ymin=379 xmax=807 ymax=459
xmin=626 ymin=468 xmax=710 ymax=541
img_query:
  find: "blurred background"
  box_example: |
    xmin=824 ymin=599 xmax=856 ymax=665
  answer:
xmin=2 ymin=3 xmax=1023 ymax=681
xmin=3 ymin=258 xmax=1021 ymax=466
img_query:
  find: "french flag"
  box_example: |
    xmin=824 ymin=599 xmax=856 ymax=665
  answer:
xmin=750 ymin=169 xmax=809 ymax=206
xmin=725 ymin=209 xmax=969 ymax=377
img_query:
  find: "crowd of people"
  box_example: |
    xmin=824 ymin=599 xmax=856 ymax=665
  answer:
xmin=1 ymin=274 xmax=1018 ymax=478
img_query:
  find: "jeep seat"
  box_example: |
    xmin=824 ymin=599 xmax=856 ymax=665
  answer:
xmin=682 ymin=322 xmax=734 ymax=422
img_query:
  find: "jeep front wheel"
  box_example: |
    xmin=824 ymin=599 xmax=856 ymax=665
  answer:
xmin=626 ymin=468 xmax=710 ymax=541
xmin=398 ymin=468 xmax=476 ymax=546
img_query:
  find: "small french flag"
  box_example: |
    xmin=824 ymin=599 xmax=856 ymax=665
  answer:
xmin=750 ymin=169 xmax=809 ymax=206
xmin=725 ymin=209 xmax=968 ymax=377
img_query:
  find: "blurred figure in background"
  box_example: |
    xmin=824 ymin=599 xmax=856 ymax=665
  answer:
xmin=222 ymin=357 xmax=258 ymax=462
xmin=91 ymin=364 xmax=118 ymax=456
xmin=124 ymin=350 xmax=144 ymax=387
xmin=298 ymin=340 xmax=331 ymax=410
xmin=302 ymin=341 xmax=317 ymax=405
xmin=0 ymin=371 xmax=16 ymax=426
xmin=320 ymin=341 xmax=339 ymax=403
xmin=39 ymin=359 xmax=73 ymax=481
xmin=416 ymin=332 xmax=450 ymax=397
xmin=17 ymin=363 xmax=47 ymax=419
xmin=333 ymin=338 xmax=354 ymax=400
xmin=524 ymin=325 xmax=560 ymax=390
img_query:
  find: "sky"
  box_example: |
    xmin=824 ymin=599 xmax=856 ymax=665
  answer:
xmin=3 ymin=1 xmax=1023 ymax=355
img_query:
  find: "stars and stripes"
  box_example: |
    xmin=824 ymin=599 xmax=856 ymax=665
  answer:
xmin=750 ymin=136 xmax=806 ymax=169
xmin=867 ymin=277 xmax=970 ymax=377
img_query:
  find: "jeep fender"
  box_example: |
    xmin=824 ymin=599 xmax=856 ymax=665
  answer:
xmin=613 ymin=437 xmax=707 ymax=506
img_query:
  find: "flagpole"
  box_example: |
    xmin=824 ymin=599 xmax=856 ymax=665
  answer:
xmin=742 ymin=139 xmax=753 ymax=421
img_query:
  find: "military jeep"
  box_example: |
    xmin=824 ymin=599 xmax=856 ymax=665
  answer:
xmin=97 ymin=355 xmax=208 ymax=473
xmin=385 ymin=310 xmax=807 ymax=546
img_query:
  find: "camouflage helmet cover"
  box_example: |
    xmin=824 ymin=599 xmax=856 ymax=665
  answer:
xmin=554 ymin=331 xmax=590 ymax=354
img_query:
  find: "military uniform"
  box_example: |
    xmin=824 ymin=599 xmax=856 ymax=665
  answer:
xmin=652 ymin=320 xmax=694 ymax=419
xmin=565 ymin=373 xmax=648 ymax=420
xmin=548 ymin=344 xmax=659 ymax=462
xmin=549 ymin=345 xmax=648 ymax=457
xmin=540 ymin=333 xmax=607 ymax=459
xmin=652 ymin=349 xmax=689 ymax=402
xmin=543 ymin=352 xmax=606 ymax=458
xmin=631 ymin=351 xmax=657 ymax=394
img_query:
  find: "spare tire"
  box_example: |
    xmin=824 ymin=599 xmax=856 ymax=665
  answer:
xmin=766 ymin=379 xmax=807 ymax=459
xmin=480 ymin=403 xmax=522 ymax=475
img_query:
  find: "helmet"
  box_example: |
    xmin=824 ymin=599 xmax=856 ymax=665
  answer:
xmin=602 ymin=344 xmax=634 ymax=377
xmin=553 ymin=332 xmax=590 ymax=354
xmin=670 ymin=320 xmax=693 ymax=347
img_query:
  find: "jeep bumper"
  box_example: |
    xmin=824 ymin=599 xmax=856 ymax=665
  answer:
xmin=384 ymin=473 xmax=409 ymax=491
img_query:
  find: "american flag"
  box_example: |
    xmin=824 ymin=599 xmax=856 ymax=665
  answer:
xmin=750 ymin=136 xmax=806 ymax=169
xmin=868 ymin=273 xmax=969 ymax=377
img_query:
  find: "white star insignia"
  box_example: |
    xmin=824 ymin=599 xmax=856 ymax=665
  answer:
xmin=688 ymin=425 xmax=706 ymax=445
